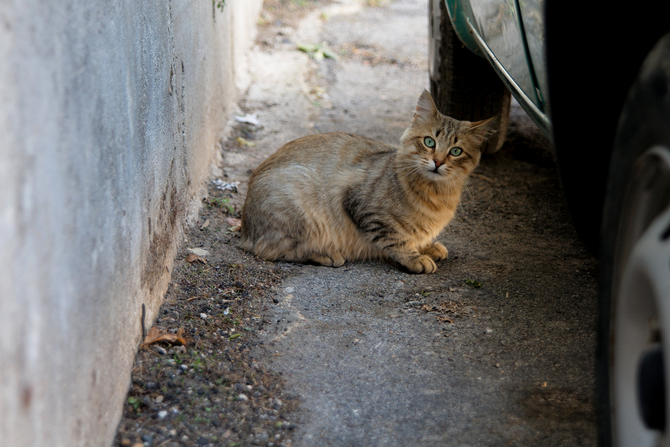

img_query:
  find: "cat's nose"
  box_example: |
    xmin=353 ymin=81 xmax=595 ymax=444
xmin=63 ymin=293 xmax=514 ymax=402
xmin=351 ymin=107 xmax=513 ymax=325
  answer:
xmin=434 ymin=159 xmax=443 ymax=168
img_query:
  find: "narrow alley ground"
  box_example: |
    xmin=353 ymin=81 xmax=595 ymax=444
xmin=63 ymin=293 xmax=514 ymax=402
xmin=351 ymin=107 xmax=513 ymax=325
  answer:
xmin=115 ymin=1 xmax=598 ymax=446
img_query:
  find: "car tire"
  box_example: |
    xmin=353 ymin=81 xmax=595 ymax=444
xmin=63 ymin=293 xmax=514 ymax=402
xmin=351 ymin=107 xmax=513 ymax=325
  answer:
xmin=428 ymin=0 xmax=509 ymax=154
xmin=598 ymin=33 xmax=670 ymax=447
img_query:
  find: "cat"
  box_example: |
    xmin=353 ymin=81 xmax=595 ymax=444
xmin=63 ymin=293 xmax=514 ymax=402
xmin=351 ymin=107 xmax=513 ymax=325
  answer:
xmin=238 ymin=90 xmax=496 ymax=274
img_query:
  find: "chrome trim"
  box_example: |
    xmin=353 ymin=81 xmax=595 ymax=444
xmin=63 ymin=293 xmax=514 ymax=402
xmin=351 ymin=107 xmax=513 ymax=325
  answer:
xmin=465 ymin=18 xmax=553 ymax=139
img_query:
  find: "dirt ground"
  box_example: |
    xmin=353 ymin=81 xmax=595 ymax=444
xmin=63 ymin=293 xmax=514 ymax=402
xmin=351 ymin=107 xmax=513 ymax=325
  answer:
xmin=114 ymin=0 xmax=599 ymax=446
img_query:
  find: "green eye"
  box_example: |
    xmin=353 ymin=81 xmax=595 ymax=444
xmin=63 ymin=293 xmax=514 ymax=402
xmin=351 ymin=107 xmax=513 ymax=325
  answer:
xmin=449 ymin=147 xmax=463 ymax=156
xmin=423 ymin=137 xmax=436 ymax=148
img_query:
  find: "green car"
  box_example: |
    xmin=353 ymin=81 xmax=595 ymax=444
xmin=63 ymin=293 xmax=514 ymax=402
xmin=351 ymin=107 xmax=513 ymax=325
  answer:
xmin=429 ymin=0 xmax=670 ymax=445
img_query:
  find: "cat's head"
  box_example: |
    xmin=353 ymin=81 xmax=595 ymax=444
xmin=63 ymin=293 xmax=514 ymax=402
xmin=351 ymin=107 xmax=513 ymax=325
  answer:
xmin=399 ymin=90 xmax=497 ymax=184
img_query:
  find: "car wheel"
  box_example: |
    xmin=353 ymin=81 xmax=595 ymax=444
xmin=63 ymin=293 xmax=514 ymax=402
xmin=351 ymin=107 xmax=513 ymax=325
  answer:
xmin=598 ymin=33 xmax=670 ymax=447
xmin=428 ymin=0 xmax=509 ymax=154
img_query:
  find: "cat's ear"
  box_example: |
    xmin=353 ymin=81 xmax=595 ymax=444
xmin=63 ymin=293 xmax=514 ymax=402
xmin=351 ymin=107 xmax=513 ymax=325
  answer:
xmin=467 ymin=117 xmax=498 ymax=144
xmin=412 ymin=90 xmax=439 ymax=125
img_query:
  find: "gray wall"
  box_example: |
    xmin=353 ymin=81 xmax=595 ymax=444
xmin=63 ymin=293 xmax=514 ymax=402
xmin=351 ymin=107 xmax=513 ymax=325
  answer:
xmin=0 ymin=1 xmax=262 ymax=445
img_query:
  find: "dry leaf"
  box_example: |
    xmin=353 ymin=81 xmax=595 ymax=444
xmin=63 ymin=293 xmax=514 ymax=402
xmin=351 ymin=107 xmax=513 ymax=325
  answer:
xmin=200 ymin=219 xmax=210 ymax=230
xmin=436 ymin=316 xmax=453 ymax=323
xmin=226 ymin=217 xmax=242 ymax=232
xmin=236 ymin=137 xmax=256 ymax=147
xmin=141 ymin=327 xmax=187 ymax=347
xmin=186 ymin=253 xmax=207 ymax=264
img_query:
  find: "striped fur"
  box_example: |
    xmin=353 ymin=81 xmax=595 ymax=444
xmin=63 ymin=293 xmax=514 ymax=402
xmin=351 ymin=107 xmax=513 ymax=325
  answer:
xmin=239 ymin=91 xmax=495 ymax=273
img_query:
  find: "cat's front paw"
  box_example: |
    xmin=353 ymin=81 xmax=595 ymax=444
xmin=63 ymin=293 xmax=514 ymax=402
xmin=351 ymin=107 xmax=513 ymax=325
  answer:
xmin=402 ymin=254 xmax=437 ymax=274
xmin=308 ymin=253 xmax=346 ymax=267
xmin=421 ymin=242 xmax=448 ymax=261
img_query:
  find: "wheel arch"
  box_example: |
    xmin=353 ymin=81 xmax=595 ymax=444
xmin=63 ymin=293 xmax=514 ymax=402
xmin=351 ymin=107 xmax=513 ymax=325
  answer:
xmin=439 ymin=0 xmax=482 ymax=56
xmin=544 ymin=0 xmax=669 ymax=253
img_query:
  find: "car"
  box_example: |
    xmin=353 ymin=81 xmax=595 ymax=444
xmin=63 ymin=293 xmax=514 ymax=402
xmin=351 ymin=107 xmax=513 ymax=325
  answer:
xmin=428 ymin=0 xmax=670 ymax=445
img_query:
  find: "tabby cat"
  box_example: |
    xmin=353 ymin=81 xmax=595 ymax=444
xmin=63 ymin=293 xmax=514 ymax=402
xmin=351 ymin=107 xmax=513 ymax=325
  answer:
xmin=239 ymin=91 xmax=495 ymax=274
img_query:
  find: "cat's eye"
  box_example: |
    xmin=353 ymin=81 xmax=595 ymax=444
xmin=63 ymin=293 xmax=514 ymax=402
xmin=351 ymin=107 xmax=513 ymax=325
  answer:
xmin=449 ymin=147 xmax=463 ymax=156
xmin=423 ymin=137 xmax=436 ymax=148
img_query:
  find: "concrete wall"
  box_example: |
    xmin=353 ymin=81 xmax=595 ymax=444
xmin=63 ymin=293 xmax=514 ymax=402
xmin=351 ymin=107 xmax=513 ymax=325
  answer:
xmin=0 ymin=1 xmax=263 ymax=445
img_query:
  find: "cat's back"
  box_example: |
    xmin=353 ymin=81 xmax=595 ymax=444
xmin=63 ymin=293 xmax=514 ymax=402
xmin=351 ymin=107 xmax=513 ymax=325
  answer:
xmin=250 ymin=132 xmax=396 ymax=182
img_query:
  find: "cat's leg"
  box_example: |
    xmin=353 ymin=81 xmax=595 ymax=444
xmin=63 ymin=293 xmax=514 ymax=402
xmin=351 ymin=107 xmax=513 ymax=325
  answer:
xmin=354 ymin=223 xmax=438 ymax=273
xmin=420 ymin=241 xmax=448 ymax=262
xmin=257 ymin=233 xmax=345 ymax=267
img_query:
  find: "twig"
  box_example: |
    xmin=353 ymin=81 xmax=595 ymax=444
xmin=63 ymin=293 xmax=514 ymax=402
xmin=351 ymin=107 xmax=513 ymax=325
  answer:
xmin=472 ymin=173 xmax=495 ymax=183
xmin=141 ymin=303 xmax=146 ymax=338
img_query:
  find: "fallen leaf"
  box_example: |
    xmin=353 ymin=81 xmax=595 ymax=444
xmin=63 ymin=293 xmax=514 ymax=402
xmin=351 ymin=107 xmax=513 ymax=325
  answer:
xmin=141 ymin=327 xmax=187 ymax=347
xmin=226 ymin=217 xmax=242 ymax=232
xmin=229 ymin=333 xmax=242 ymax=341
xmin=200 ymin=219 xmax=210 ymax=230
xmin=436 ymin=316 xmax=453 ymax=323
xmin=298 ymin=42 xmax=339 ymax=61
xmin=298 ymin=43 xmax=317 ymax=53
xmin=186 ymin=253 xmax=207 ymax=264
xmin=464 ymin=278 xmax=483 ymax=288
xmin=421 ymin=304 xmax=432 ymax=312
xmin=236 ymin=136 xmax=256 ymax=147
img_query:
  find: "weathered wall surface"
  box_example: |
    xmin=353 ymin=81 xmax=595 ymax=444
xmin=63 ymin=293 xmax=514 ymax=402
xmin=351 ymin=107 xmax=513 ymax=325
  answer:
xmin=0 ymin=1 xmax=262 ymax=445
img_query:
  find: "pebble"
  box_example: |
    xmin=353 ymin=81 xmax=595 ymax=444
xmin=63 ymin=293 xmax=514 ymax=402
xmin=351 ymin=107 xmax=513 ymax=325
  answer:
xmin=141 ymin=434 xmax=153 ymax=444
xmin=252 ymin=431 xmax=270 ymax=445
xmin=187 ymin=247 xmax=210 ymax=257
xmin=158 ymin=410 xmax=168 ymax=419
xmin=200 ymin=313 xmax=208 ymax=320
xmin=180 ymin=364 xmax=188 ymax=371
xmin=155 ymin=346 xmax=167 ymax=355
xmin=237 ymin=394 xmax=249 ymax=402
xmin=155 ymin=395 xmax=164 ymax=403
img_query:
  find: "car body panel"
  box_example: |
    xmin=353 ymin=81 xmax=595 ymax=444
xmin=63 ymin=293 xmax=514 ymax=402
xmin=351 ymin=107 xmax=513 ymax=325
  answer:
xmin=518 ymin=0 xmax=548 ymax=110
xmin=443 ymin=0 xmax=551 ymax=137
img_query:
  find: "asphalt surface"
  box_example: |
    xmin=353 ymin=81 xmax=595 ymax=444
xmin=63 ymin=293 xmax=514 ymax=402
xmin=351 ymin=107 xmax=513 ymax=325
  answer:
xmin=221 ymin=0 xmax=599 ymax=445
